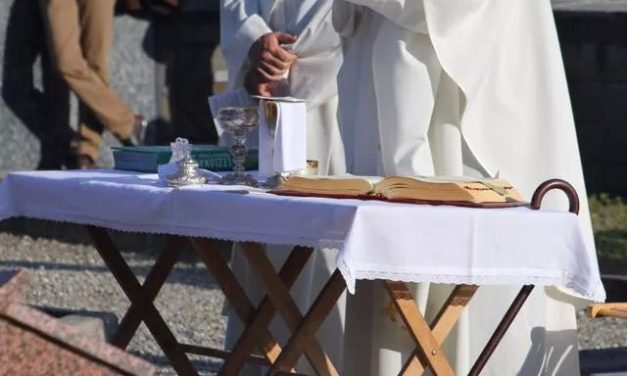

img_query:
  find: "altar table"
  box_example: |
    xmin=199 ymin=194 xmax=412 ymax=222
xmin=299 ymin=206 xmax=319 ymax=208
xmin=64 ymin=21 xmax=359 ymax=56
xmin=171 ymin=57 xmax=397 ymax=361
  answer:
xmin=0 ymin=170 xmax=605 ymax=376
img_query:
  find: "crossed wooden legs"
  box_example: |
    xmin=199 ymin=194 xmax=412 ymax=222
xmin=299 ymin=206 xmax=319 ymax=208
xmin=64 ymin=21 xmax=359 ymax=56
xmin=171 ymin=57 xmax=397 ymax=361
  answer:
xmin=267 ymin=269 xmax=347 ymax=375
xmin=86 ymin=226 xmax=198 ymax=376
xmin=87 ymin=225 xmax=344 ymax=375
xmin=218 ymin=245 xmax=316 ymax=375
xmin=86 ymin=225 xmax=532 ymax=376
xmin=383 ymin=281 xmax=535 ymax=376
xmin=387 ymin=283 xmax=478 ymax=376
xmin=89 ymin=227 xmax=281 ymax=375
xmin=215 ymin=242 xmax=344 ymax=376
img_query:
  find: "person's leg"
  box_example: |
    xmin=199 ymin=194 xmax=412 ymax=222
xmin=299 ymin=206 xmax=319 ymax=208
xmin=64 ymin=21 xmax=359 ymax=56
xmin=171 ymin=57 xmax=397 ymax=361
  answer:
xmin=40 ymin=0 xmax=135 ymax=148
xmin=164 ymin=13 xmax=220 ymax=144
xmin=3 ymin=0 xmax=47 ymax=138
xmin=74 ymin=103 xmax=101 ymax=166
xmin=71 ymin=0 xmax=118 ymax=165
xmin=41 ymin=26 xmax=73 ymax=169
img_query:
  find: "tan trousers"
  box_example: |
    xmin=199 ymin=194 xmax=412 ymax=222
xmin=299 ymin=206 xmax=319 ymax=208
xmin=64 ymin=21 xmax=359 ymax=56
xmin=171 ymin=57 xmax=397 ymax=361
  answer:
xmin=40 ymin=0 xmax=135 ymax=160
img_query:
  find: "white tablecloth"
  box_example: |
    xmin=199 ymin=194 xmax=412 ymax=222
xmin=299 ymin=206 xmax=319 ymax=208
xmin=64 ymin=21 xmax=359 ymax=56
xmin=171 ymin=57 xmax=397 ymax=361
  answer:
xmin=0 ymin=170 xmax=605 ymax=301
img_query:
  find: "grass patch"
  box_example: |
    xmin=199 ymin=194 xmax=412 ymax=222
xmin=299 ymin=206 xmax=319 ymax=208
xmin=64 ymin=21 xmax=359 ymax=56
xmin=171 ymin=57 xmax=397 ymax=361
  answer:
xmin=589 ymin=194 xmax=627 ymax=274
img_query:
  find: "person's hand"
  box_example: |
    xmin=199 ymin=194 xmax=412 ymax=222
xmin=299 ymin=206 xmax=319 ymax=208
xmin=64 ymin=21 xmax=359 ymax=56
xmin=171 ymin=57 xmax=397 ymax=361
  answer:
xmin=248 ymin=32 xmax=298 ymax=82
xmin=244 ymin=70 xmax=272 ymax=97
xmin=243 ymin=70 xmax=274 ymax=96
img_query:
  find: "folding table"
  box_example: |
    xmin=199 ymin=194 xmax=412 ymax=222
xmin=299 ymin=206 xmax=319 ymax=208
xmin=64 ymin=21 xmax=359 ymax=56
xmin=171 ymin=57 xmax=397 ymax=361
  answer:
xmin=0 ymin=170 xmax=605 ymax=375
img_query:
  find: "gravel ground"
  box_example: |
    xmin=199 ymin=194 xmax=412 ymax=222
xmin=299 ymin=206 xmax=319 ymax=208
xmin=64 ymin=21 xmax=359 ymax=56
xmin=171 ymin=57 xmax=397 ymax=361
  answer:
xmin=0 ymin=223 xmax=227 ymax=375
xmin=1 ymin=221 xmax=627 ymax=375
xmin=578 ymin=310 xmax=627 ymax=350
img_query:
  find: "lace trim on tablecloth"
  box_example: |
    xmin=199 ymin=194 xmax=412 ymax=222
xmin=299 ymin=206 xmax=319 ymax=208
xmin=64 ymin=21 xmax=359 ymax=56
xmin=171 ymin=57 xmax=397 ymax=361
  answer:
xmin=1 ymin=208 xmax=346 ymax=250
xmin=342 ymin=268 xmax=604 ymax=302
xmin=336 ymin=254 xmax=356 ymax=294
xmin=0 ymin=210 xmax=605 ymax=302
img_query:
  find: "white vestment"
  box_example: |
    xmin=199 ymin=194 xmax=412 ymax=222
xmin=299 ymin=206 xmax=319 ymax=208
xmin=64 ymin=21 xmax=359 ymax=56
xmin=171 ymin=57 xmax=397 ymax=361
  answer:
xmin=335 ymin=0 xmax=596 ymax=375
xmin=221 ymin=0 xmax=347 ymax=373
xmin=221 ymin=0 xmax=346 ymax=174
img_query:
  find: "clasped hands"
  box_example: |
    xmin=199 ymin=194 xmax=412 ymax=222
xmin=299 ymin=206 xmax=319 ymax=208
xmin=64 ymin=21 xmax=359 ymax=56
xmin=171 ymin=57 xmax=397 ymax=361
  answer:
xmin=245 ymin=32 xmax=298 ymax=97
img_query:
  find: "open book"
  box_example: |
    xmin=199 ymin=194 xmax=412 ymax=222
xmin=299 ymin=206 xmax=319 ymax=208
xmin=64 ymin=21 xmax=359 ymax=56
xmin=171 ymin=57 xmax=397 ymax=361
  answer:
xmin=273 ymin=176 xmax=527 ymax=207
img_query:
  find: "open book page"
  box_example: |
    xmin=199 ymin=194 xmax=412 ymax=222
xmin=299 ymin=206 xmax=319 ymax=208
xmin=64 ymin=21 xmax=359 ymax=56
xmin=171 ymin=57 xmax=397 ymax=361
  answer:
xmin=374 ymin=177 xmax=525 ymax=204
xmin=274 ymin=175 xmax=527 ymax=206
xmin=277 ymin=176 xmax=376 ymax=197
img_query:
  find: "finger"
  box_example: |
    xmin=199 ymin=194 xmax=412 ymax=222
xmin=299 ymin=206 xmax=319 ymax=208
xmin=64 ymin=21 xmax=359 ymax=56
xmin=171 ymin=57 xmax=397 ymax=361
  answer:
xmin=275 ymin=32 xmax=298 ymax=44
xmin=256 ymin=66 xmax=284 ymax=82
xmin=258 ymin=84 xmax=273 ymax=97
xmin=271 ymin=47 xmax=298 ymax=65
xmin=259 ymin=60 xmax=287 ymax=77
xmin=257 ymin=67 xmax=284 ymax=81
xmin=259 ymin=50 xmax=290 ymax=70
xmin=252 ymin=71 xmax=273 ymax=84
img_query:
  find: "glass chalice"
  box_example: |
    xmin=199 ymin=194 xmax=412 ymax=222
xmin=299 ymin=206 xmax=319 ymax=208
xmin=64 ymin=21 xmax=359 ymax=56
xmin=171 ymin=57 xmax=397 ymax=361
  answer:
xmin=217 ymin=106 xmax=259 ymax=186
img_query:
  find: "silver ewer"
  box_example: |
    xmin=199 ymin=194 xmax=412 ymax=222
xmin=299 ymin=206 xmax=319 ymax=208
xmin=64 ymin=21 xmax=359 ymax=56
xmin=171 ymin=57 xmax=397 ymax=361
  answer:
xmin=166 ymin=154 xmax=206 ymax=187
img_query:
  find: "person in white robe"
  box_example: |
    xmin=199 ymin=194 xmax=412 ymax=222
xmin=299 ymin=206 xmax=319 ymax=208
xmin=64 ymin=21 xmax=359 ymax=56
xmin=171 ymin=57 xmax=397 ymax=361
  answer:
xmin=334 ymin=0 xmax=597 ymax=374
xmin=220 ymin=0 xmax=347 ymax=373
xmin=221 ymin=0 xmax=346 ymax=175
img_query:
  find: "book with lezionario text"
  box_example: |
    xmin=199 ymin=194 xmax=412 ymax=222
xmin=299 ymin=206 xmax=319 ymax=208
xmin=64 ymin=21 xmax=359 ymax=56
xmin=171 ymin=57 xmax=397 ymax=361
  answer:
xmin=111 ymin=145 xmax=258 ymax=173
xmin=273 ymin=176 xmax=527 ymax=207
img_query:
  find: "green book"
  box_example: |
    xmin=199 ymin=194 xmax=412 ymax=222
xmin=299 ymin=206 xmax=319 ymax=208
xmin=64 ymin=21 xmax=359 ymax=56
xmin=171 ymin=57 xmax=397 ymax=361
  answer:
xmin=111 ymin=145 xmax=258 ymax=172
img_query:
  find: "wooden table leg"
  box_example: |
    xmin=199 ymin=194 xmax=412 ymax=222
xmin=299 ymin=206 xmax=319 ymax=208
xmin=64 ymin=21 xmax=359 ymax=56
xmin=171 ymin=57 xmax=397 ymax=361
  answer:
xmin=384 ymin=281 xmax=455 ymax=376
xmin=219 ymin=246 xmax=314 ymax=376
xmin=240 ymin=242 xmax=340 ymax=376
xmin=85 ymin=226 xmax=198 ymax=376
xmin=112 ymin=236 xmax=186 ymax=348
xmin=268 ymin=270 xmax=347 ymax=376
xmin=401 ymin=284 xmax=478 ymax=375
xmin=468 ymin=285 xmax=534 ymax=376
xmin=189 ymin=238 xmax=283 ymax=365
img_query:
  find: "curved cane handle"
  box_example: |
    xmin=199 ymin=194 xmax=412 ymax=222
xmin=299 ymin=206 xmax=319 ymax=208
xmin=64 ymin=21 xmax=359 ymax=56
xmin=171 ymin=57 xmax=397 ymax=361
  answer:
xmin=530 ymin=179 xmax=580 ymax=214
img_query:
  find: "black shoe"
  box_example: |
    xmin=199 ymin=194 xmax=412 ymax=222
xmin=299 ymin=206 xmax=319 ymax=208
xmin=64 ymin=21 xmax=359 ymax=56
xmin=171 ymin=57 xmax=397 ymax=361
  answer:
xmin=120 ymin=115 xmax=147 ymax=146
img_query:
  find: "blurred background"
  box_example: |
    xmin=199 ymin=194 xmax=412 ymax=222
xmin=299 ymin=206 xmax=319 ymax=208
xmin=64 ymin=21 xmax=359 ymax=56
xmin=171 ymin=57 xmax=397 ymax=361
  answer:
xmin=0 ymin=0 xmax=224 ymax=170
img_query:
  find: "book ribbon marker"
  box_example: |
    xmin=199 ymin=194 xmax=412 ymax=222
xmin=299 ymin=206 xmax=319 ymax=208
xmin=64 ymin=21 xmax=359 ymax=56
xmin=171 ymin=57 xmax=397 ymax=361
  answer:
xmin=479 ymin=181 xmax=517 ymax=202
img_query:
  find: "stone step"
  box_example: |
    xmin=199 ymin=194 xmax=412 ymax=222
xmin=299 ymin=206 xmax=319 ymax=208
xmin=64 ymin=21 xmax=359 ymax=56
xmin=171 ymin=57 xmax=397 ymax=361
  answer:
xmin=37 ymin=307 xmax=119 ymax=343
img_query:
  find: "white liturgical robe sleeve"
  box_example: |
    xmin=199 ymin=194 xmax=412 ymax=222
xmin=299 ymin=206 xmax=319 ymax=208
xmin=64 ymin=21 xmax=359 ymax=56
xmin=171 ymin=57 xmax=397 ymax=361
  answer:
xmin=220 ymin=0 xmax=273 ymax=88
xmin=221 ymin=0 xmax=342 ymax=108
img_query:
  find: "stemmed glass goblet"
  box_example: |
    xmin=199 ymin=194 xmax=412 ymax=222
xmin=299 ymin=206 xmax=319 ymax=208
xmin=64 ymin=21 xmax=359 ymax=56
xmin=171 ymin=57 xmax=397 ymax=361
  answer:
xmin=217 ymin=106 xmax=259 ymax=186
